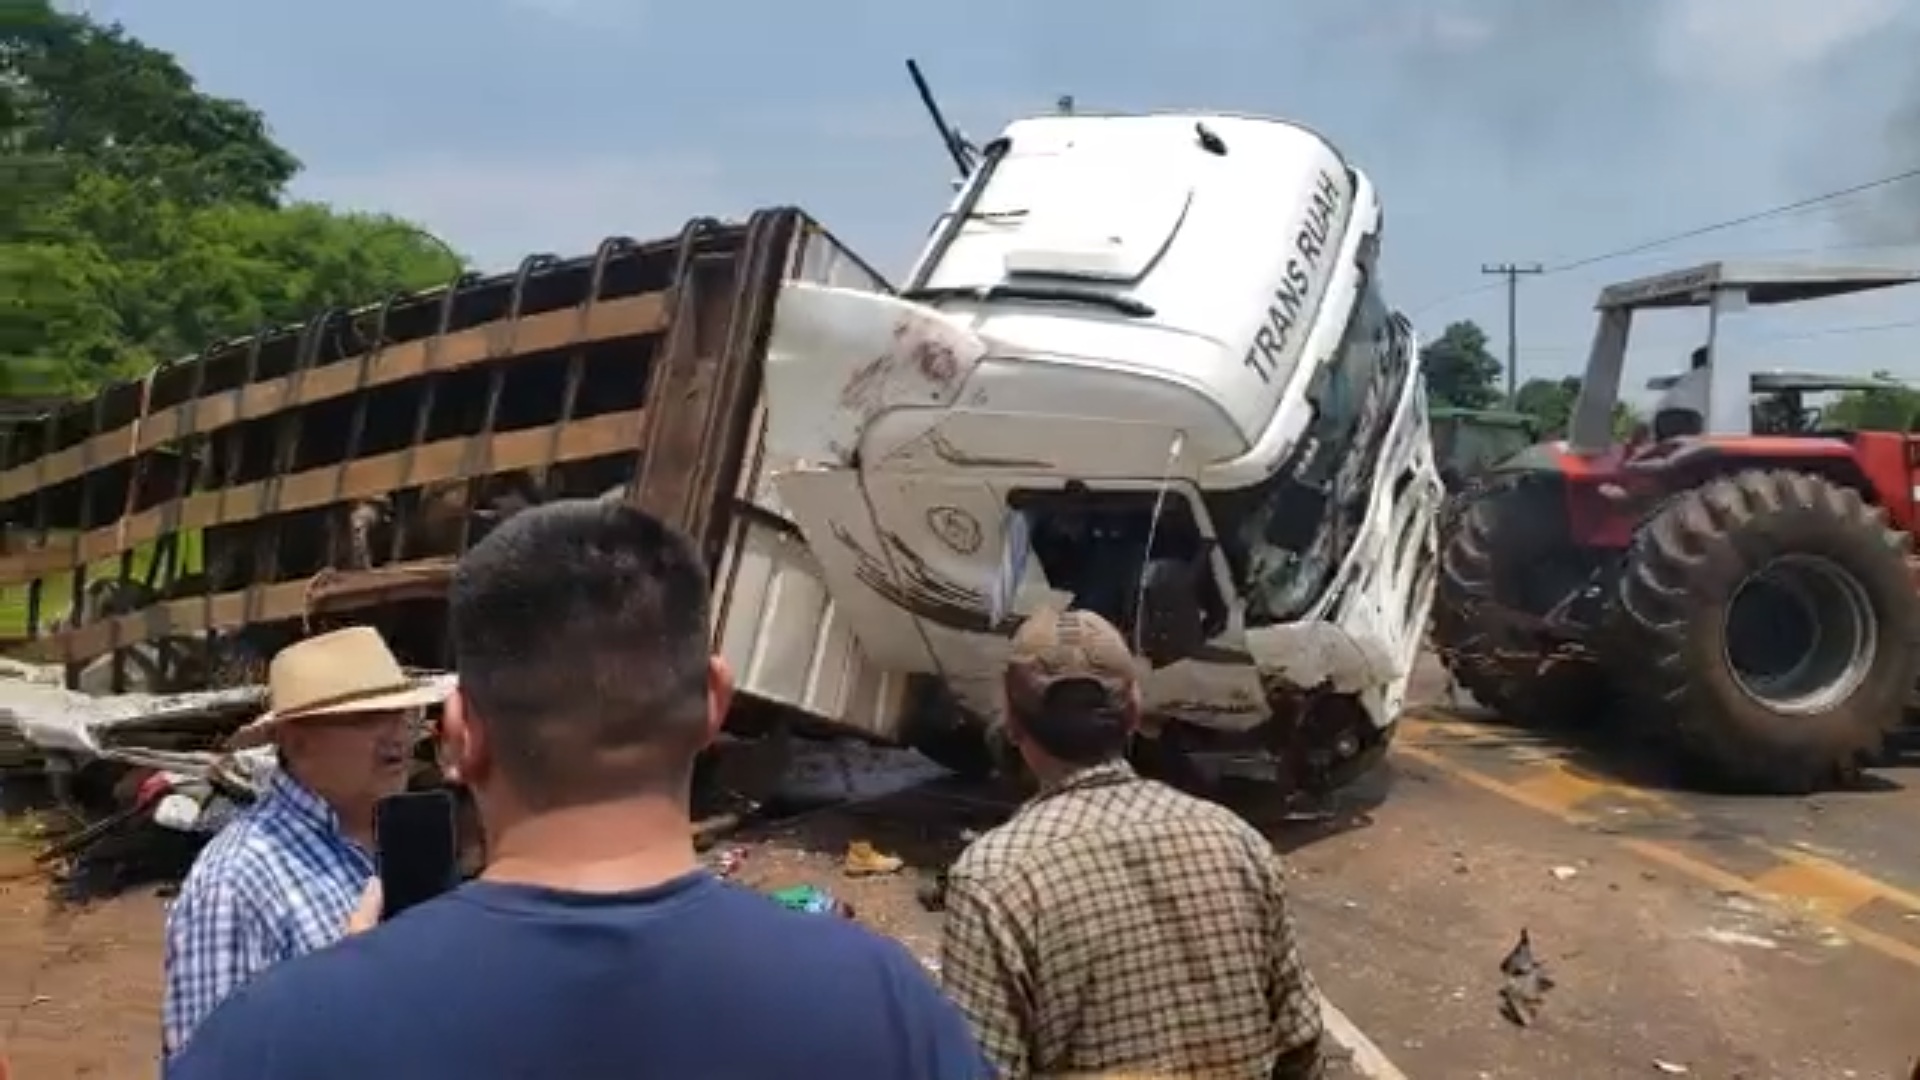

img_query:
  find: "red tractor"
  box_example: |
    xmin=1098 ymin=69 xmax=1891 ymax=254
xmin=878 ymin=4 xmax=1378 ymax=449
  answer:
xmin=1431 ymin=260 xmax=1920 ymax=793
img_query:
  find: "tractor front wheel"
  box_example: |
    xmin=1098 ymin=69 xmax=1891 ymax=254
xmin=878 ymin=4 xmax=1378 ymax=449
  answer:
xmin=1609 ymin=470 xmax=1920 ymax=793
xmin=1430 ymin=474 xmax=1606 ymax=728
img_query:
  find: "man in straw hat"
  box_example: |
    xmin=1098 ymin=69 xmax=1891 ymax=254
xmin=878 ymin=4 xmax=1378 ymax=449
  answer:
xmin=938 ymin=606 xmax=1326 ymax=1079
xmin=167 ymin=499 xmax=988 ymax=1079
xmin=161 ymin=625 xmax=446 ymax=1057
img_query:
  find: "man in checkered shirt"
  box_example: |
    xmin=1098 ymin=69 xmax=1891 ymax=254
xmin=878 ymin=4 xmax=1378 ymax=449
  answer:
xmin=161 ymin=627 xmax=446 ymax=1056
xmin=939 ymin=607 xmax=1326 ymax=1079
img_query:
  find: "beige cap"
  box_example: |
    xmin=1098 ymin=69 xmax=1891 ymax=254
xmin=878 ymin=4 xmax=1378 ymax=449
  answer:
xmin=1003 ymin=606 xmax=1141 ymax=715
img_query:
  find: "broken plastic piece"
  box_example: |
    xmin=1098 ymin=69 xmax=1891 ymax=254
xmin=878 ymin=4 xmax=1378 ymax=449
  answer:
xmin=769 ymin=885 xmax=854 ymax=918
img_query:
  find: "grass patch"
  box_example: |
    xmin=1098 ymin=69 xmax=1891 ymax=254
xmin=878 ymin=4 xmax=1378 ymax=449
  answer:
xmin=0 ymin=530 xmax=205 ymax=638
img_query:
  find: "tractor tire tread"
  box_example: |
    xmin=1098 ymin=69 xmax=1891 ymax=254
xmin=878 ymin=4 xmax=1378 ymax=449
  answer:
xmin=1609 ymin=468 xmax=1919 ymax=793
xmin=1431 ymin=475 xmax=1606 ymax=728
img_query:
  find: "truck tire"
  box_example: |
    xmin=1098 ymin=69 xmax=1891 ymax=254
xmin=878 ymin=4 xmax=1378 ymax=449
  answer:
xmin=1609 ymin=470 xmax=1920 ymax=793
xmin=1430 ymin=474 xmax=1605 ymax=728
xmin=898 ymin=675 xmax=995 ymax=778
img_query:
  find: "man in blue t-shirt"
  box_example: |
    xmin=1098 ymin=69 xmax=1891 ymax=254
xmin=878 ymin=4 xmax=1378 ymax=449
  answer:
xmin=167 ymin=500 xmax=990 ymax=1080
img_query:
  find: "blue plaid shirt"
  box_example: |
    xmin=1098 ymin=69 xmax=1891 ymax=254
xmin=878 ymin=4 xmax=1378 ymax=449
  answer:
xmin=161 ymin=767 xmax=374 ymax=1056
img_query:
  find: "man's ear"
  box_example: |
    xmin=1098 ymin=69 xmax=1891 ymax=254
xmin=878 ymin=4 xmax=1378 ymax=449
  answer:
xmin=273 ymin=724 xmax=308 ymax=763
xmin=997 ymin=684 xmax=1024 ymax=748
xmin=704 ymin=656 xmax=735 ymax=746
xmin=439 ymin=688 xmax=487 ymax=785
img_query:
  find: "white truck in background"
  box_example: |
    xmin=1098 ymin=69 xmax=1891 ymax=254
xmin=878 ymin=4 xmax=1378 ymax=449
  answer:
xmin=761 ymin=86 xmax=1444 ymax=794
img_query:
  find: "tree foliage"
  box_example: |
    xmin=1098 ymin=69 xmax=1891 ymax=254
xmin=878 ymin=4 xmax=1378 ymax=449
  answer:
xmin=1823 ymin=371 xmax=1920 ymax=432
xmin=1512 ymin=375 xmax=1640 ymax=441
xmin=1419 ymin=320 xmax=1503 ymax=410
xmin=2 ymin=0 xmax=463 ymax=398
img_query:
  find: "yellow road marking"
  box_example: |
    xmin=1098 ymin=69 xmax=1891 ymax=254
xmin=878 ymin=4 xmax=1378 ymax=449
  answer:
xmin=1395 ymin=737 xmax=1920 ymax=971
xmin=1749 ymin=859 xmax=1887 ymax=919
xmin=1764 ymin=848 xmax=1920 ymax=916
xmin=1624 ymin=840 xmax=1920 ymax=970
xmin=1396 ymin=743 xmax=1606 ymax=823
xmin=1502 ymin=765 xmax=1617 ymax=816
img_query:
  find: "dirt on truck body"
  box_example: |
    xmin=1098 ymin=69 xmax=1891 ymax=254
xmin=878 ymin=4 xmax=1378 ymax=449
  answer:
xmin=0 ymin=209 xmax=912 ymax=755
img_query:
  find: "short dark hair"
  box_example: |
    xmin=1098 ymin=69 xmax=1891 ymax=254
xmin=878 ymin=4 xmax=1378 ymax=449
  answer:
xmin=1007 ymin=678 xmax=1132 ymax=766
xmin=448 ymin=499 xmax=711 ymax=809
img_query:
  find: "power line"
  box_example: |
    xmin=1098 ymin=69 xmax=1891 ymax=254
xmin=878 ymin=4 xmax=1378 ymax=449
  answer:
xmin=1543 ymin=166 xmax=1920 ymax=273
xmin=1407 ymin=166 xmax=1920 ymax=315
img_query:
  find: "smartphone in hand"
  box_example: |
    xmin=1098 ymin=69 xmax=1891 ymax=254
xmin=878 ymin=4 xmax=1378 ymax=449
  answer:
xmin=373 ymin=789 xmax=459 ymax=921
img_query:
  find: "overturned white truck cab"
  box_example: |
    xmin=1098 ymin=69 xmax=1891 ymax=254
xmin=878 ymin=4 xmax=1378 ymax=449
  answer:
xmin=763 ymin=113 xmax=1443 ymax=793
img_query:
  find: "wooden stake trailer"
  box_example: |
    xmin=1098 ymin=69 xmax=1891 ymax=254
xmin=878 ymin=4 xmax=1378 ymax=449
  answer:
xmin=0 ymin=209 xmax=911 ymax=746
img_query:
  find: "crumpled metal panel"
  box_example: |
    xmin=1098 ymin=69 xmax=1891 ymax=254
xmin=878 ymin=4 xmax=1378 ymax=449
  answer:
xmin=0 ymin=670 xmax=454 ymax=768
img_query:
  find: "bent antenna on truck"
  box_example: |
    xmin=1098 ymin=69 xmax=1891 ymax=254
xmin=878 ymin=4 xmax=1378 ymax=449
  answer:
xmin=905 ymin=58 xmax=977 ymax=175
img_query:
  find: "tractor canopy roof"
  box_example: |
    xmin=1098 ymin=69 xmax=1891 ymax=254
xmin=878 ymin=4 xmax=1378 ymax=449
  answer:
xmin=1597 ymin=260 xmax=1920 ymax=311
xmin=1644 ymin=370 xmax=1912 ymax=394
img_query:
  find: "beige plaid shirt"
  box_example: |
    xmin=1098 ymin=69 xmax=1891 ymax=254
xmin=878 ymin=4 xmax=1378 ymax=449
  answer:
xmin=940 ymin=762 xmax=1323 ymax=1079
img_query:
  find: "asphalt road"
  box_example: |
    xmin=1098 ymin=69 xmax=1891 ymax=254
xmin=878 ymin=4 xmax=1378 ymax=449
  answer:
xmin=1284 ymin=692 xmax=1920 ymax=1079
xmin=734 ymin=669 xmax=1920 ymax=1080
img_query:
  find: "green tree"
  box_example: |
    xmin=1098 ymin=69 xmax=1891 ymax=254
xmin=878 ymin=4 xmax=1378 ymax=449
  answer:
xmin=1824 ymin=371 xmax=1920 ymax=431
xmin=4 ymin=0 xmax=298 ymax=211
xmin=18 ymin=172 xmax=460 ymax=381
xmin=1513 ymin=375 xmax=1640 ymax=440
xmin=2 ymin=2 xmax=462 ymax=396
xmin=1513 ymin=376 xmax=1579 ymax=435
xmin=1420 ymin=320 xmax=1503 ymax=410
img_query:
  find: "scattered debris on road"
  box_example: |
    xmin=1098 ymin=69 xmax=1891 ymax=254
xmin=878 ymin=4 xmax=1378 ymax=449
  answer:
xmin=769 ymin=884 xmax=855 ymax=917
xmin=1498 ymin=929 xmax=1555 ymax=1027
xmin=916 ymin=869 xmax=949 ymax=912
xmin=843 ymin=839 xmax=903 ymax=877
xmin=1700 ymin=927 xmax=1781 ymax=951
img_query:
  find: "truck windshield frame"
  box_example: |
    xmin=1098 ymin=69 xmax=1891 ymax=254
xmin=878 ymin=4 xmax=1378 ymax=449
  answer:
xmin=1206 ymin=244 xmax=1413 ymax=626
xmin=905 ymin=137 xmax=1011 ymax=293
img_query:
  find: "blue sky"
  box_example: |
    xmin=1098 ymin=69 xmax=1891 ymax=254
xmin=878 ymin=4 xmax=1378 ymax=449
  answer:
xmin=83 ymin=0 xmax=1920 ymax=399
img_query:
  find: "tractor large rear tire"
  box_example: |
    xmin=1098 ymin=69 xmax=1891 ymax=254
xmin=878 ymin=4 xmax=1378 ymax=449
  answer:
xmin=1609 ymin=470 xmax=1920 ymax=793
xmin=1431 ymin=474 xmax=1606 ymax=728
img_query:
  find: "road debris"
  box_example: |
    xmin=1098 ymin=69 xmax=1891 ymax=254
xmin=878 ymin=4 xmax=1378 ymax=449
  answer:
xmin=769 ymin=884 xmax=855 ymax=918
xmin=1700 ymin=927 xmax=1780 ymax=951
xmin=707 ymin=845 xmax=748 ymax=879
xmin=0 ymin=670 xmax=273 ymax=777
xmin=843 ymin=839 xmax=903 ymax=877
xmin=1652 ymin=1059 xmax=1689 ymax=1074
xmin=1498 ymin=929 xmax=1555 ymax=1027
xmin=916 ymin=868 xmax=950 ymax=912
xmin=1549 ymin=865 xmax=1579 ymax=881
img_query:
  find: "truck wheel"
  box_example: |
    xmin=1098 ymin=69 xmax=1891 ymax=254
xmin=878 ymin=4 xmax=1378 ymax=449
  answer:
xmin=898 ymin=675 xmax=995 ymax=779
xmin=1610 ymin=470 xmax=1920 ymax=793
xmin=1430 ymin=475 xmax=1605 ymax=728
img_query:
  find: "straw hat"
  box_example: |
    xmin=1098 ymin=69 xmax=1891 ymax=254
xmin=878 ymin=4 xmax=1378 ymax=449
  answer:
xmin=227 ymin=626 xmax=450 ymax=750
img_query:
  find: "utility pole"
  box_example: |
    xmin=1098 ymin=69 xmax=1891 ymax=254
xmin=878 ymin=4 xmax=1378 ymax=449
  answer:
xmin=1481 ymin=262 xmax=1544 ymax=401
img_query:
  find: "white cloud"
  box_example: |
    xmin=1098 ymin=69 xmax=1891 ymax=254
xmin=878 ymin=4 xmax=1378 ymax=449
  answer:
xmin=291 ymin=154 xmax=736 ymax=271
xmin=497 ymin=0 xmax=640 ymax=28
xmin=1414 ymin=11 xmax=1498 ymax=53
xmin=1653 ymin=0 xmax=1903 ymax=91
xmin=1337 ymin=4 xmax=1499 ymax=57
